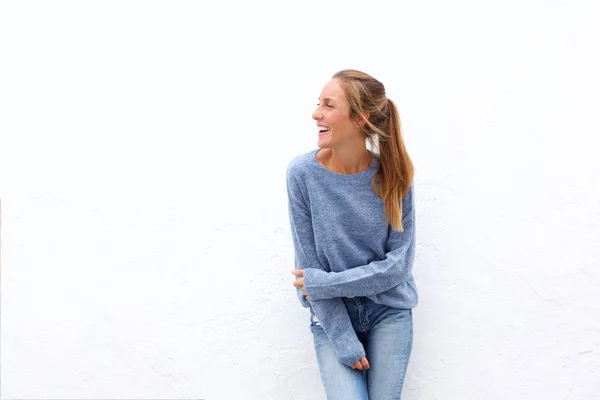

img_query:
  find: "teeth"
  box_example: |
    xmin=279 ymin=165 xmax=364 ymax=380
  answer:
xmin=319 ymin=127 xmax=330 ymax=132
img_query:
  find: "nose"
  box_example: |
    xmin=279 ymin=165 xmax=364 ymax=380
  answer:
xmin=312 ymin=108 xmax=322 ymax=121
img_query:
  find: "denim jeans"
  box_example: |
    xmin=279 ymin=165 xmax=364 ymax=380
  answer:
xmin=309 ymin=296 xmax=413 ymax=400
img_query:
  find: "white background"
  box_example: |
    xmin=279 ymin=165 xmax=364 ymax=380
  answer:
xmin=1 ymin=1 xmax=599 ymax=399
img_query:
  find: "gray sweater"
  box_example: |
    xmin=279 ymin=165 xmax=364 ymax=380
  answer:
xmin=286 ymin=148 xmax=418 ymax=366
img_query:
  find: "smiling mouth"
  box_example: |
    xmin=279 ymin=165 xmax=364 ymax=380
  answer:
xmin=318 ymin=126 xmax=330 ymax=135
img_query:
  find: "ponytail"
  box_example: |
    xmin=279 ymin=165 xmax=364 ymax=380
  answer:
xmin=373 ymin=98 xmax=414 ymax=231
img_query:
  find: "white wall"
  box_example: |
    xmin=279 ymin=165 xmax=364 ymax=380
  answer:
xmin=1 ymin=1 xmax=599 ymax=399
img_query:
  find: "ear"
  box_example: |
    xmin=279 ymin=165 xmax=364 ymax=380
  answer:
xmin=356 ymin=112 xmax=370 ymax=127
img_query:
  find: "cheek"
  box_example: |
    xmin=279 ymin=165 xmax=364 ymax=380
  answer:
xmin=328 ymin=113 xmax=343 ymax=126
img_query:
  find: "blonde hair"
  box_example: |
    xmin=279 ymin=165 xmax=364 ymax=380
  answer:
xmin=333 ymin=69 xmax=414 ymax=231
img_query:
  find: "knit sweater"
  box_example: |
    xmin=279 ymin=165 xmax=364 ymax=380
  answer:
xmin=286 ymin=148 xmax=418 ymax=367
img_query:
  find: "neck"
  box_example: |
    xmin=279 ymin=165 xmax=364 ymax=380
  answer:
xmin=320 ymin=144 xmax=373 ymax=174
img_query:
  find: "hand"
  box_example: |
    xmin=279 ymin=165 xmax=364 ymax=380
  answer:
xmin=291 ymin=269 xmax=311 ymax=301
xmin=351 ymin=356 xmax=370 ymax=370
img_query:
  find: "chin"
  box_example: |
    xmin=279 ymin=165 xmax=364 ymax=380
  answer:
xmin=317 ymin=138 xmax=334 ymax=149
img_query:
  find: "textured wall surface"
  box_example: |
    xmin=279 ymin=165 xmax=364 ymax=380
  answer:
xmin=1 ymin=1 xmax=599 ymax=399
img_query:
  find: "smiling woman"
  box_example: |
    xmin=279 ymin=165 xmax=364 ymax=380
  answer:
xmin=286 ymin=69 xmax=417 ymax=399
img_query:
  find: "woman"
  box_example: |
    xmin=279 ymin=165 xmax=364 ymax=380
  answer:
xmin=286 ymin=69 xmax=417 ymax=399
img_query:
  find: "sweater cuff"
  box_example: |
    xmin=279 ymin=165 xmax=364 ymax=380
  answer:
xmin=303 ymin=268 xmax=332 ymax=301
xmin=335 ymin=332 xmax=367 ymax=366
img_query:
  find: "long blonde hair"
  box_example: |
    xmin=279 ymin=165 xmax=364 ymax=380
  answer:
xmin=333 ymin=69 xmax=414 ymax=231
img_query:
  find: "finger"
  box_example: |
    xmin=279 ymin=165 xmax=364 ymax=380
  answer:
xmin=305 ymin=296 xmax=311 ymax=301
xmin=293 ymin=278 xmax=304 ymax=288
xmin=291 ymin=269 xmax=304 ymax=277
xmin=360 ymin=357 xmax=370 ymax=370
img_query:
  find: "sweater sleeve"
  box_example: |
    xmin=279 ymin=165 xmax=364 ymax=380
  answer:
xmin=286 ymin=166 xmax=366 ymax=367
xmin=303 ymin=183 xmax=416 ymax=301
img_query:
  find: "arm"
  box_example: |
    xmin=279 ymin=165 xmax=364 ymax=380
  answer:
xmin=303 ymin=183 xmax=416 ymax=301
xmin=287 ymin=167 xmax=366 ymax=367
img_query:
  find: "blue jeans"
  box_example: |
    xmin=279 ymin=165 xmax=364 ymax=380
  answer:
xmin=309 ymin=296 xmax=413 ymax=400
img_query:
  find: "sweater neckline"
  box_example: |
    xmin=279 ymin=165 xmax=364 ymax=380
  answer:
xmin=310 ymin=148 xmax=379 ymax=180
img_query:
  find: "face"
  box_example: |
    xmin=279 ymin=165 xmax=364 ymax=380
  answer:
xmin=312 ymin=79 xmax=363 ymax=149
